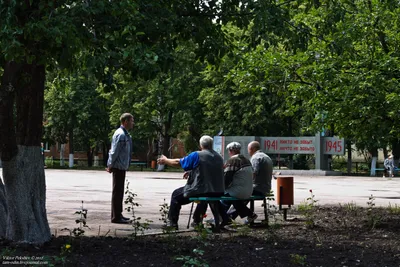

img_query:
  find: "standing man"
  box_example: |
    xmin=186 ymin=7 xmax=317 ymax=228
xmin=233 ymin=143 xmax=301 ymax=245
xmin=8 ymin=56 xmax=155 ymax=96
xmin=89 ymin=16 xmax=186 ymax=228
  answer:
xmin=106 ymin=113 xmax=134 ymax=224
xmin=157 ymin=135 xmax=224 ymax=230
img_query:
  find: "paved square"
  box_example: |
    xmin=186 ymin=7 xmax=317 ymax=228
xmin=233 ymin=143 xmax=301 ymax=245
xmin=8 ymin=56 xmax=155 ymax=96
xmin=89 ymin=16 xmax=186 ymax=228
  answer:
xmin=45 ymin=169 xmax=400 ymax=236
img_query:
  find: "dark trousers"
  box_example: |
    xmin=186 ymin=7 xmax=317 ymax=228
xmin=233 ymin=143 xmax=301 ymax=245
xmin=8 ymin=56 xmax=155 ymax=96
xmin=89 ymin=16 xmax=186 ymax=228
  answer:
xmin=168 ymin=186 xmax=222 ymax=225
xmin=111 ymin=169 xmax=126 ymax=221
xmin=224 ymin=190 xmax=265 ymax=219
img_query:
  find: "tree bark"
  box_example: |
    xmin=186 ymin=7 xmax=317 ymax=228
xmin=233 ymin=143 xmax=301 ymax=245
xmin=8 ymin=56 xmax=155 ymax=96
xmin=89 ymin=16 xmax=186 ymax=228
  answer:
xmin=162 ymin=111 xmax=173 ymax=156
xmin=3 ymin=146 xmax=50 ymax=244
xmin=69 ymin=129 xmax=74 ymax=168
xmin=0 ymin=62 xmax=19 ymax=161
xmin=0 ymin=177 xmax=7 ymax=237
xmin=0 ymin=61 xmax=20 ymax=239
xmin=369 ymin=148 xmax=378 ymax=176
xmin=1 ymin=63 xmax=51 ymax=244
xmin=87 ymin=147 xmax=94 ymax=167
xmin=347 ymin=140 xmax=352 ymax=174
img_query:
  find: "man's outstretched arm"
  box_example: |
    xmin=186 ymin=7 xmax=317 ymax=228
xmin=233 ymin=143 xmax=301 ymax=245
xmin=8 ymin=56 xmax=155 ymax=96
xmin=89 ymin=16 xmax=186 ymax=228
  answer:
xmin=157 ymin=155 xmax=181 ymax=168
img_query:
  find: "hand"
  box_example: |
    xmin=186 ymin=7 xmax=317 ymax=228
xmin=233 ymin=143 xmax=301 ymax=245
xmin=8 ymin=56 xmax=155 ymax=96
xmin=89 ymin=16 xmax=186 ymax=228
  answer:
xmin=105 ymin=167 xmax=112 ymax=173
xmin=157 ymin=155 xmax=167 ymax=165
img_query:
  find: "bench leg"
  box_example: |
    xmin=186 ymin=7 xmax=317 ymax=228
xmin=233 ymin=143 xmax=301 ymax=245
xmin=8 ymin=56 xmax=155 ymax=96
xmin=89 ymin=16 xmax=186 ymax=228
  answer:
xmin=263 ymin=198 xmax=268 ymax=226
xmin=250 ymin=199 xmax=254 ymax=213
xmin=187 ymin=202 xmax=195 ymax=229
xmin=208 ymin=201 xmax=220 ymax=232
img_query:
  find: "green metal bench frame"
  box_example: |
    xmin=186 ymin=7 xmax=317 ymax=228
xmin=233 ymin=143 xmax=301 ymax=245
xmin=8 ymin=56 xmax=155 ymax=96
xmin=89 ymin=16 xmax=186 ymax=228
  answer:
xmin=187 ymin=193 xmax=274 ymax=231
xmin=130 ymin=161 xmax=147 ymax=171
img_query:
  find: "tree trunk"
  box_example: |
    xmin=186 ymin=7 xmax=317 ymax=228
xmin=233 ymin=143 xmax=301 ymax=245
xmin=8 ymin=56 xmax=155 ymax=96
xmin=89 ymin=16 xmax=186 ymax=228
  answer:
xmin=369 ymin=148 xmax=378 ymax=176
xmin=0 ymin=62 xmax=19 ymax=161
xmin=0 ymin=63 xmax=51 ymax=244
xmin=69 ymin=129 xmax=74 ymax=168
xmin=0 ymin=61 xmax=20 ymax=239
xmin=3 ymin=146 xmax=50 ymax=244
xmin=0 ymin=177 xmax=7 ymax=237
xmin=87 ymin=147 xmax=94 ymax=167
xmin=347 ymin=140 xmax=352 ymax=174
xmin=102 ymin=142 xmax=109 ymax=166
xmin=162 ymin=111 xmax=173 ymax=156
xmin=391 ymin=139 xmax=400 ymax=167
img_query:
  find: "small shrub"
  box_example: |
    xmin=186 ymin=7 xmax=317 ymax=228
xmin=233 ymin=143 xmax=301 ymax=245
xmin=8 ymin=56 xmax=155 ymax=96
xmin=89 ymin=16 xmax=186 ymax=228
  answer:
xmin=388 ymin=203 xmax=400 ymax=215
xmin=290 ymin=254 xmax=307 ymax=266
xmin=344 ymin=201 xmax=358 ymax=212
xmin=61 ymin=201 xmax=89 ymax=237
xmin=175 ymin=249 xmax=209 ymax=267
xmin=293 ymin=154 xmax=310 ymax=170
xmin=366 ymin=195 xmax=381 ymax=229
xmin=45 ymin=243 xmax=72 ymax=267
xmin=125 ymin=181 xmax=152 ymax=239
xmin=159 ymin=198 xmax=176 ymax=234
xmin=297 ymin=189 xmax=318 ymax=228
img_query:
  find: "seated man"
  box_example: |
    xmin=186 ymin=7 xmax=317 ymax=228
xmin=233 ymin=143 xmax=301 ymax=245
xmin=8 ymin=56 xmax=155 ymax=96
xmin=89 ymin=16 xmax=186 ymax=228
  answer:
xmin=219 ymin=142 xmax=255 ymax=226
xmin=157 ymin=135 xmax=224 ymax=229
xmin=248 ymin=141 xmax=273 ymax=196
xmin=228 ymin=141 xmax=273 ymax=223
xmin=384 ymin=155 xmax=395 ymax=177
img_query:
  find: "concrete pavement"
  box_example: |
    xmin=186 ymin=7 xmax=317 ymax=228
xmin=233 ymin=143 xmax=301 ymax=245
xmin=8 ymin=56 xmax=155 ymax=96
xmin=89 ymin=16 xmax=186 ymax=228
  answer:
xmin=44 ymin=169 xmax=400 ymax=236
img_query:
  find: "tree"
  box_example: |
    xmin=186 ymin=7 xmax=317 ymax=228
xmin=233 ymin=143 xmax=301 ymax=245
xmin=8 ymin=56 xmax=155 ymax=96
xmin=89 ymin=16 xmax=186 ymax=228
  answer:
xmin=44 ymin=72 xmax=112 ymax=167
xmin=0 ymin=0 xmax=261 ymax=243
xmin=0 ymin=0 xmax=148 ymax=244
xmin=108 ymin=41 xmax=207 ymax=157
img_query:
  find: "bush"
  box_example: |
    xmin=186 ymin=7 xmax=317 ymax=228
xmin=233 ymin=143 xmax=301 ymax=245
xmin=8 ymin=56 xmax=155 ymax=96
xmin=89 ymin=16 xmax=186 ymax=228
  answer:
xmin=293 ymin=154 xmax=310 ymax=170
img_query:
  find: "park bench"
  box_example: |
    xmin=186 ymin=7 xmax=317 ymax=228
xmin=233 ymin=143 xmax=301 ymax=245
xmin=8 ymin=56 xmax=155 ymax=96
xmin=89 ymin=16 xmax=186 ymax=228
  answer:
xmin=372 ymin=167 xmax=399 ymax=176
xmin=187 ymin=193 xmax=274 ymax=231
xmin=130 ymin=161 xmax=147 ymax=171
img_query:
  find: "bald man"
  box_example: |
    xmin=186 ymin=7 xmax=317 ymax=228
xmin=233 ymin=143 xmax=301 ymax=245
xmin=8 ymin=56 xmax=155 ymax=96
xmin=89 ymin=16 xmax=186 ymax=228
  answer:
xmin=247 ymin=141 xmax=273 ymax=195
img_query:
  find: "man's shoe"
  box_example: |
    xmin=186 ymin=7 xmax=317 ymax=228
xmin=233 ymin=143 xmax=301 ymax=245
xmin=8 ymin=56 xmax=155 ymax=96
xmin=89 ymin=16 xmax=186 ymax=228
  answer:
xmin=244 ymin=213 xmax=258 ymax=225
xmin=111 ymin=218 xmax=130 ymax=224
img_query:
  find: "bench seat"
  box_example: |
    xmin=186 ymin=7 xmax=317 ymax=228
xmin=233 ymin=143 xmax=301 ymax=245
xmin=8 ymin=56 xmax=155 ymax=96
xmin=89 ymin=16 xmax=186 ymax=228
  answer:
xmin=187 ymin=193 xmax=274 ymax=230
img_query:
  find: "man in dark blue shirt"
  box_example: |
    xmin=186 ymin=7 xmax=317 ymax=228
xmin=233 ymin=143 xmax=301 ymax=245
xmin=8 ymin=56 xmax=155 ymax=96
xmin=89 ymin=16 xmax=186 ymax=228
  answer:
xmin=158 ymin=135 xmax=224 ymax=230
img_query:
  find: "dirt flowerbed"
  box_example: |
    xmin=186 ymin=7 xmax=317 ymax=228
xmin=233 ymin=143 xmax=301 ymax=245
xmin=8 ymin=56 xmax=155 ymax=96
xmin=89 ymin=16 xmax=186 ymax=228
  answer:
xmin=1 ymin=206 xmax=400 ymax=267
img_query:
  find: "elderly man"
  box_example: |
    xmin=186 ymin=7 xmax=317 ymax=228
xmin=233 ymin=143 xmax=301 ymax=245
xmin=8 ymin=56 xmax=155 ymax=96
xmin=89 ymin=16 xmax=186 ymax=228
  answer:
xmin=248 ymin=141 xmax=273 ymax=196
xmin=227 ymin=141 xmax=273 ymax=223
xmin=219 ymin=142 xmax=254 ymax=226
xmin=157 ymin=135 xmax=224 ymax=230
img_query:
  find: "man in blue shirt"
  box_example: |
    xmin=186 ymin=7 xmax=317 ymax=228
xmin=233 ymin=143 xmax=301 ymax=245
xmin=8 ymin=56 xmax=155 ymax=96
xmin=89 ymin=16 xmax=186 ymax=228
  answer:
xmin=158 ymin=135 xmax=224 ymax=230
xmin=106 ymin=113 xmax=134 ymax=224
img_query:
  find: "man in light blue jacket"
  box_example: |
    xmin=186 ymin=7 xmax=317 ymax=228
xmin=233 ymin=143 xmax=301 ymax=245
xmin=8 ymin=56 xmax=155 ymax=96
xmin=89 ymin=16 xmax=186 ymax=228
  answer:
xmin=106 ymin=113 xmax=134 ymax=224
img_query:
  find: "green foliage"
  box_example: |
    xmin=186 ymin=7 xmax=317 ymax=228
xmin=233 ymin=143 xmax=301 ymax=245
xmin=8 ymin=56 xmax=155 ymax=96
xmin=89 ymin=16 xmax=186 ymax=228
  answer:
xmin=159 ymin=199 xmax=176 ymax=234
xmin=366 ymin=195 xmax=382 ymax=229
xmin=0 ymin=247 xmax=16 ymax=258
xmin=290 ymin=254 xmax=307 ymax=266
xmin=44 ymin=72 xmax=111 ymax=158
xmin=44 ymin=243 xmax=72 ymax=267
xmin=175 ymin=249 xmax=209 ymax=267
xmin=193 ymin=223 xmax=213 ymax=243
xmin=298 ymin=189 xmax=318 ymax=228
xmin=124 ymin=181 xmax=152 ymax=239
xmin=61 ymin=201 xmax=90 ymax=237
xmin=293 ymin=155 xmax=310 ymax=170
xmin=388 ymin=203 xmax=400 ymax=215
